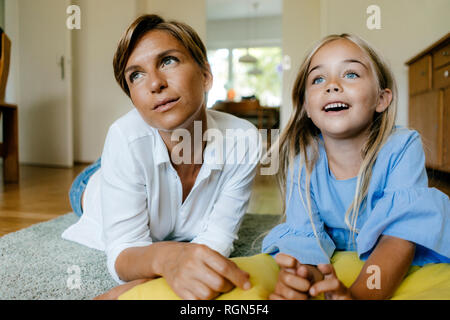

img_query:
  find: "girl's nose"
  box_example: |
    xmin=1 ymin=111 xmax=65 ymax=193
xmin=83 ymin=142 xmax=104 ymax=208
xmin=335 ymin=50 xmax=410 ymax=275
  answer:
xmin=325 ymin=79 xmax=342 ymax=93
xmin=326 ymin=86 xmax=340 ymax=93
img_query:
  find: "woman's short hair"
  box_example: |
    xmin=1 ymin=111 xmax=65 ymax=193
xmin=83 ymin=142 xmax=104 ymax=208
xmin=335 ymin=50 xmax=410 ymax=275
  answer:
xmin=113 ymin=14 xmax=209 ymax=97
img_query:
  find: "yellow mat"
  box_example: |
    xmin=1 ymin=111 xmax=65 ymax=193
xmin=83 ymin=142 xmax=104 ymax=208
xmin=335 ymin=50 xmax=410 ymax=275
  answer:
xmin=119 ymin=251 xmax=450 ymax=300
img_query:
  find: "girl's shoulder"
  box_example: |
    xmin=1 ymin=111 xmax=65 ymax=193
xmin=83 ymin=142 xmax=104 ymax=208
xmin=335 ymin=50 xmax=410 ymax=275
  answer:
xmin=376 ymin=126 xmax=423 ymax=167
xmin=383 ymin=126 xmax=420 ymax=148
xmin=371 ymin=127 xmax=427 ymax=189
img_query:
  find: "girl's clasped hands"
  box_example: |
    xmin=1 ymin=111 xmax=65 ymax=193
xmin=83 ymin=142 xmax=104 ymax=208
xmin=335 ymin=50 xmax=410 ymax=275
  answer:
xmin=271 ymin=253 xmax=353 ymax=300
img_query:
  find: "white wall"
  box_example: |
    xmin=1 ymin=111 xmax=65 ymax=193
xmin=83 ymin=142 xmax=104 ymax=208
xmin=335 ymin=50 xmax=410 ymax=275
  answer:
xmin=145 ymin=0 xmax=207 ymax=43
xmin=72 ymin=0 xmax=138 ymax=162
xmin=281 ymin=0 xmax=321 ymax=128
xmin=207 ymin=15 xmax=282 ymax=49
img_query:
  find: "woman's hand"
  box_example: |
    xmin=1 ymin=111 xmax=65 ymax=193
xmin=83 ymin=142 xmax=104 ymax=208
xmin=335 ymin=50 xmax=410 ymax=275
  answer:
xmin=161 ymin=242 xmax=251 ymax=300
xmin=309 ymin=264 xmax=353 ymax=300
xmin=269 ymin=253 xmax=323 ymax=300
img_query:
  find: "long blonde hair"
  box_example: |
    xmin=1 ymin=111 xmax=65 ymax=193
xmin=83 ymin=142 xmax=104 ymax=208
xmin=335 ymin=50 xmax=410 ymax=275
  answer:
xmin=273 ymin=34 xmax=397 ymax=252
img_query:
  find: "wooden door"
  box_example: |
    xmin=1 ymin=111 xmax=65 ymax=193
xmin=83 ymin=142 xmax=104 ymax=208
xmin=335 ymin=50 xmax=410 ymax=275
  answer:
xmin=409 ymin=90 xmax=443 ymax=168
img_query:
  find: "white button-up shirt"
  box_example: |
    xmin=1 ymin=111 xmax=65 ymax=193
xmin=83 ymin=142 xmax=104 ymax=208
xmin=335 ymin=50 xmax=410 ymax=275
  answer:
xmin=98 ymin=108 xmax=260 ymax=283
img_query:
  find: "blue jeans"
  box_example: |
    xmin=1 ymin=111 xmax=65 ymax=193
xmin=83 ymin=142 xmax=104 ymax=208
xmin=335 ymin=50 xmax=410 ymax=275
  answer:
xmin=69 ymin=157 xmax=101 ymax=217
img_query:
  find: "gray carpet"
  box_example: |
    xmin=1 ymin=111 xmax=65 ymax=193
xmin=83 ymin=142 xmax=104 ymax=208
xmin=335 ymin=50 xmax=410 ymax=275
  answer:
xmin=0 ymin=212 xmax=280 ymax=300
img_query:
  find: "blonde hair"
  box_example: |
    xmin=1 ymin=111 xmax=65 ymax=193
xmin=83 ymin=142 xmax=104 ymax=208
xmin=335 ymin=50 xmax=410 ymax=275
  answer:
xmin=273 ymin=34 xmax=397 ymax=252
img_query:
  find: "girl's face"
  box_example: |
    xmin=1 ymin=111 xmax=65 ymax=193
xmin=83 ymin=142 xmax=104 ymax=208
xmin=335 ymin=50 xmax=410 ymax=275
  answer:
xmin=124 ymin=30 xmax=212 ymax=131
xmin=304 ymin=38 xmax=391 ymax=140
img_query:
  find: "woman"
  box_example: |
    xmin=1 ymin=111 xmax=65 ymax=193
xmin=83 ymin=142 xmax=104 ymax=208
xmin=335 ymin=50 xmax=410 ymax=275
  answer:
xmin=62 ymin=14 xmax=261 ymax=300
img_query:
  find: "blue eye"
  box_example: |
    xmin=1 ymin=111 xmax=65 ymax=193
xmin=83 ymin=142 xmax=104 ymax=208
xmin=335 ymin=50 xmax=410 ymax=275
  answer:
xmin=345 ymin=72 xmax=359 ymax=79
xmin=313 ymin=77 xmax=325 ymax=84
xmin=129 ymin=72 xmax=143 ymax=83
xmin=162 ymin=56 xmax=178 ymax=67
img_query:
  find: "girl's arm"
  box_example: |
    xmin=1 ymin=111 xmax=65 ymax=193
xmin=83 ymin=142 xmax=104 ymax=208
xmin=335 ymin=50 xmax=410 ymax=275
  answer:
xmin=310 ymin=235 xmax=415 ymax=300
xmin=349 ymin=235 xmax=415 ymax=299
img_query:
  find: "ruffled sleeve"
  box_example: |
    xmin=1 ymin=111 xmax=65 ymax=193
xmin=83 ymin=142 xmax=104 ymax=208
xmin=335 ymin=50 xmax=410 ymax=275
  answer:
xmin=262 ymin=159 xmax=335 ymax=265
xmin=356 ymin=129 xmax=450 ymax=265
xmin=357 ymin=188 xmax=450 ymax=265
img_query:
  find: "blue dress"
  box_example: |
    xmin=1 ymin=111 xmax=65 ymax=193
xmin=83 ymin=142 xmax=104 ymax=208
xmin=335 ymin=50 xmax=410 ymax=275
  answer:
xmin=262 ymin=128 xmax=450 ymax=266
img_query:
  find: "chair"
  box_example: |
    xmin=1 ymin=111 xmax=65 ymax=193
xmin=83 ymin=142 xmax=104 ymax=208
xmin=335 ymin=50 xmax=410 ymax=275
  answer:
xmin=0 ymin=28 xmax=19 ymax=183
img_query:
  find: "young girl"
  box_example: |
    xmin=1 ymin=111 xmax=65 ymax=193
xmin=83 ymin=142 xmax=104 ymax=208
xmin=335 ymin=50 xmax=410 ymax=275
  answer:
xmin=262 ymin=34 xmax=450 ymax=300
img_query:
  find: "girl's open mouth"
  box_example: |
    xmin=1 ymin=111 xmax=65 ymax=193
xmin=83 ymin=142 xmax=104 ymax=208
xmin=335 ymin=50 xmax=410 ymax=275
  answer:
xmin=323 ymin=102 xmax=350 ymax=113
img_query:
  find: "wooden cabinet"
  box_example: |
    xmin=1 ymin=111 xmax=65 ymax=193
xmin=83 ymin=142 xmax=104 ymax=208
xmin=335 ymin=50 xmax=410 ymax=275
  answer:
xmin=443 ymin=87 xmax=450 ymax=171
xmin=409 ymin=91 xmax=442 ymax=167
xmin=408 ymin=55 xmax=432 ymax=95
xmin=406 ymin=33 xmax=450 ymax=173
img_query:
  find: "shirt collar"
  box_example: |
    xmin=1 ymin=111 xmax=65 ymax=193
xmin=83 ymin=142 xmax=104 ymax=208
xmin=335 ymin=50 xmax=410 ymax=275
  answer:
xmin=154 ymin=130 xmax=171 ymax=166
xmin=203 ymin=110 xmax=225 ymax=171
xmin=153 ymin=110 xmax=224 ymax=171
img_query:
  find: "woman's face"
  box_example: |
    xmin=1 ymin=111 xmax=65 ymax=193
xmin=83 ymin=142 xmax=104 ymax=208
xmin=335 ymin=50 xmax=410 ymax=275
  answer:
xmin=124 ymin=30 xmax=212 ymax=131
xmin=304 ymin=38 xmax=391 ymax=140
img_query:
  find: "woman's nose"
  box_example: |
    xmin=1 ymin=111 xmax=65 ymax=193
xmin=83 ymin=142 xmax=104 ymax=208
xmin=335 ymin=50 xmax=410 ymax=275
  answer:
xmin=149 ymin=71 xmax=167 ymax=93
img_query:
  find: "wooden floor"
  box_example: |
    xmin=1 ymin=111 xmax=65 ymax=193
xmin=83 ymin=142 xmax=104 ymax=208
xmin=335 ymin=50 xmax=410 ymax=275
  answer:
xmin=247 ymin=173 xmax=283 ymax=215
xmin=0 ymin=164 xmax=88 ymax=236
xmin=0 ymin=164 xmax=283 ymax=237
xmin=0 ymin=164 xmax=448 ymax=237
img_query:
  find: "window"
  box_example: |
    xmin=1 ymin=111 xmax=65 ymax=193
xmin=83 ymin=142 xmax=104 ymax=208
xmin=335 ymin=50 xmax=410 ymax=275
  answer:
xmin=207 ymin=48 xmax=230 ymax=108
xmin=207 ymin=47 xmax=282 ymax=108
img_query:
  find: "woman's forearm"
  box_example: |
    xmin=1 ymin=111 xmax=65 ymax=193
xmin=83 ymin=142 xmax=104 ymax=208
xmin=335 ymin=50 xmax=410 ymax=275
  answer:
xmin=115 ymin=241 xmax=186 ymax=282
xmin=350 ymin=235 xmax=415 ymax=300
